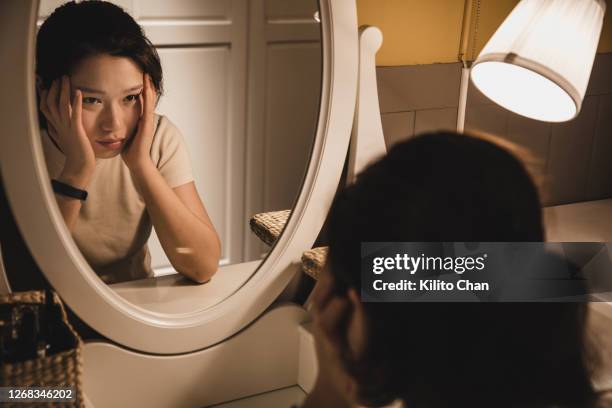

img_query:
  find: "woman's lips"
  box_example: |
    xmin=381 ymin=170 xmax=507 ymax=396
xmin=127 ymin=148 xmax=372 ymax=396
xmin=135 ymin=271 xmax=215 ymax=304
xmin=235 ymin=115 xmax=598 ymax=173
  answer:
xmin=96 ymin=139 xmax=125 ymax=150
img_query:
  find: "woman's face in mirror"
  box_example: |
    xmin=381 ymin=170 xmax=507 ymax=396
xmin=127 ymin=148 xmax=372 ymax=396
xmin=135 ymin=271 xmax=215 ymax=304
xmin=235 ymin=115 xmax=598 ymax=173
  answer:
xmin=70 ymin=54 xmax=144 ymax=159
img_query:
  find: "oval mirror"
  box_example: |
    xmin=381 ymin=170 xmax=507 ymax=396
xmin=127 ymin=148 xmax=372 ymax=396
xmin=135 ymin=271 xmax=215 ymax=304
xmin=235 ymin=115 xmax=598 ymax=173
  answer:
xmin=0 ymin=0 xmax=358 ymax=353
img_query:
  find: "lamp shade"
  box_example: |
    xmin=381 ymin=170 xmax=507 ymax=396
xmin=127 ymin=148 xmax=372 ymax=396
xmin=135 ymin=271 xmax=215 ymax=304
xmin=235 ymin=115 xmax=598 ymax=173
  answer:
xmin=470 ymin=0 xmax=606 ymax=122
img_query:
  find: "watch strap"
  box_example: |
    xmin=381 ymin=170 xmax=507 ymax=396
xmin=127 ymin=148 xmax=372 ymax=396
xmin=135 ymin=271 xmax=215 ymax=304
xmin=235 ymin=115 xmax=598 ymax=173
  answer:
xmin=51 ymin=179 xmax=88 ymax=201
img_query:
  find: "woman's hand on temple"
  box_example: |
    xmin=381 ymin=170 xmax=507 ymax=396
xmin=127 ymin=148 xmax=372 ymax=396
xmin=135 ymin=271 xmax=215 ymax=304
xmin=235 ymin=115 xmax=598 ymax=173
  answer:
xmin=304 ymin=270 xmax=363 ymax=408
xmin=122 ymin=73 xmax=156 ymax=172
xmin=39 ymin=76 xmax=95 ymax=188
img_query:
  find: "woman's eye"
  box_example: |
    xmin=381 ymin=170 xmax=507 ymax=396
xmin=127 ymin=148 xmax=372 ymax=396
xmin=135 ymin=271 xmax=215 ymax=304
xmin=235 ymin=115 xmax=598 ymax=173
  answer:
xmin=83 ymin=97 xmax=101 ymax=105
xmin=124 ymin=93 xmax=141 ymax=103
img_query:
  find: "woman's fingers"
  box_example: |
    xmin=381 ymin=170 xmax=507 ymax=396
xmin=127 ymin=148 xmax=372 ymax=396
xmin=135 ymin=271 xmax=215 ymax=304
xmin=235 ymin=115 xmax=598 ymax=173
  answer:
xmin=59 ymin=76 xmax=71 ymax=123
xmin=40 ymin=88 xmax=59 ymax=134
xmin=346 ymin=289 xmax=367 ymax=358
xmin=46 ymin=121 xmax=60 ymax=142
xmin=137 ymin=73 xmax=155 ymax=135
xmin=317 ymin=296 xmax=350 ymax=333
xmin=142 ymin=73 xmax=155 ymax=114
xmin=315 ymin=296 xmax=351 ymax=350
xmin=46 ymin=78 xmax=60 ymax=123
xmin=347 ymin=289 xmax=361 ymax=312
xmin=311 ymin=269 xmax=336 ymax=314
xmin=39 ymin=89 xmax=50 ymax=119
xmin=71 ymin=90 xmax=84 ymax=133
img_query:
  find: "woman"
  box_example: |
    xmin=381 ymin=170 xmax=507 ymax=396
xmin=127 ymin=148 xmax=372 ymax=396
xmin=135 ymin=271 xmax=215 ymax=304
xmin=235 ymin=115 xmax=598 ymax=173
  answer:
xmin=36 ymin=1 xmax=221 ymax=284
xmin=305 ymin=132 xmax=610 ymax=407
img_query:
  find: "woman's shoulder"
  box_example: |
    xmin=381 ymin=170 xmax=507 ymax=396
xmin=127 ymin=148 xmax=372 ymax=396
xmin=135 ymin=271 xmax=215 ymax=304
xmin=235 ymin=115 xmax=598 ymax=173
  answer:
xmin=153 ymin=114 xmax=181 ymax=139
xmin=149 ymin=114 xmax=193 ymax=187
xmin=150 ymin=114 xmax=185 ymax=157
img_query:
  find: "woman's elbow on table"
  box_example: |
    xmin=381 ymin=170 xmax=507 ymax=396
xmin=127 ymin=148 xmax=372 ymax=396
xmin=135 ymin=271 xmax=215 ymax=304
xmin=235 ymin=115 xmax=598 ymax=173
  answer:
xmin=172 ymin=247 xmax=220 ymax=284
xmin=177 ymin=262 xmax=218 ymax=284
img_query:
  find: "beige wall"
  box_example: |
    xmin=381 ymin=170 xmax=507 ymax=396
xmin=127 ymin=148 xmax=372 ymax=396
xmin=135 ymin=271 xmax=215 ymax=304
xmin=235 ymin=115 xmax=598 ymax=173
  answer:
xmin=377 ymin=53 xmax=612 ymax=206
xmin=356 ymin=0 xmax=465 ymax=65
xmin=357 ymin=0 xmax=612 ymax=66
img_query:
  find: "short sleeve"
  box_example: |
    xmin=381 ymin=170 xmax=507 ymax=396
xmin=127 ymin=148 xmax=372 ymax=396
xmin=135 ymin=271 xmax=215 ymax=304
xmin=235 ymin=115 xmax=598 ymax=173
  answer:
xmin=150 ymin=115 xmax=195 ymax=188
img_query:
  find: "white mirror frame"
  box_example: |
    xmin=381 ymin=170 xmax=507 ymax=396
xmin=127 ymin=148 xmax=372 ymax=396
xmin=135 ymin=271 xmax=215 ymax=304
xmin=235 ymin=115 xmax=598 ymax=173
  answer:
xmin=0 ymin=0 xmax=358 ymax=354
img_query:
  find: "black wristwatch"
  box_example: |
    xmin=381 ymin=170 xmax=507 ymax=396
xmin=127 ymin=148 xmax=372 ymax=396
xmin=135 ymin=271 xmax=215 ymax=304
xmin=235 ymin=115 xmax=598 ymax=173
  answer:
xmin=51 ymin=179 xmax=88 ymax=201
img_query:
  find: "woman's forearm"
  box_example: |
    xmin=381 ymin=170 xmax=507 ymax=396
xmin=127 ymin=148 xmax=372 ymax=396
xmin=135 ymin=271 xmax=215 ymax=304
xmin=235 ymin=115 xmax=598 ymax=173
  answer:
xmin=130 ymin=161 xmax=221 ymax=283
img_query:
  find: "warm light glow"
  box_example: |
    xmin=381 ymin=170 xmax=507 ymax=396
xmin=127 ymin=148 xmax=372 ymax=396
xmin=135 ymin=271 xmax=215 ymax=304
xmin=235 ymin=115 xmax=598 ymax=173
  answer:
xmin=471 ymin=62 xmax=576 ymax=122
xmin=471 ymin=0 xmax=606 ymax=122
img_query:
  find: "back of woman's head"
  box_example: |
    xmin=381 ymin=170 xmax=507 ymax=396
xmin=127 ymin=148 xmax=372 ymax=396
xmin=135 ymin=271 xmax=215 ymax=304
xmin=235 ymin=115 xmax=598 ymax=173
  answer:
xmin=37 ymin=1 xmax=162 ymax=90
xmin=326 ymin=132 xmax=596 ymax=407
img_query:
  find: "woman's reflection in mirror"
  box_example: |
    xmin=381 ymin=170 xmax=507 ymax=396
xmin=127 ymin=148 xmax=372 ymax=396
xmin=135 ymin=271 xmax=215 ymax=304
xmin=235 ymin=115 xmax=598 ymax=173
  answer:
xmin=36 ymin=1 xmax=221 ymax=284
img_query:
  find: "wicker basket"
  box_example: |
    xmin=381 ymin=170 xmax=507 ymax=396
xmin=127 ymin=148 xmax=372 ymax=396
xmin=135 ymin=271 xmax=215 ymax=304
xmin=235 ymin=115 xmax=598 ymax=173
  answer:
xmin=301 ymin=246 xmax=329 ymax=280
xmin=249 ymin=209 xmax=290 ymax=246
xmin=250 ymin=209 xmax=330 ymax=280
xmin=0 ymin=291 xmax=84 ymax=407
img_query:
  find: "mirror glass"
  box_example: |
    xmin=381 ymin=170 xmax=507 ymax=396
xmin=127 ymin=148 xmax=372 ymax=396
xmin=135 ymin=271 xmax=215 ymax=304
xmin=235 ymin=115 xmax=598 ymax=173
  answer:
xmin=35 ymin=0 xmax=322 ymax=313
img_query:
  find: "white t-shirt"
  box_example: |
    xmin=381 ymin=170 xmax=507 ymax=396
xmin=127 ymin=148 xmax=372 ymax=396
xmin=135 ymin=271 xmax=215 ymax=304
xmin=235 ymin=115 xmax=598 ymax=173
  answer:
xmin=41 ymin=114 xmax=194 ymax=284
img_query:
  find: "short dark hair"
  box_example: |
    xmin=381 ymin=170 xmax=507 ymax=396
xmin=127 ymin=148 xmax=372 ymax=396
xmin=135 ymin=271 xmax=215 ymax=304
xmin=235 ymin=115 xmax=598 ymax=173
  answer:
xmin=327 ymin=132 xmax=598 ymax=407
xmin=329 ymin=131 xmax=546 ymax=296
xmin=36 ymin=1 xmax=163 ymax=127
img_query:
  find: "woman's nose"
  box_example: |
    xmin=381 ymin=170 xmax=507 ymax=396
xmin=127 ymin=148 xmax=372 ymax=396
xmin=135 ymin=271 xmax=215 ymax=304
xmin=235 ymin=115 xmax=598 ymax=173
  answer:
xmin=100 ymin=104 xmax=122 ymax=132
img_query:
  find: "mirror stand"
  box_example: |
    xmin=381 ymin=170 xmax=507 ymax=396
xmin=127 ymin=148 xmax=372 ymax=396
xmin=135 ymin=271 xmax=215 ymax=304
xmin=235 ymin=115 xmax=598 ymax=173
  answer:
xmin=347 ymin=26 xmax=388 ymax=184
